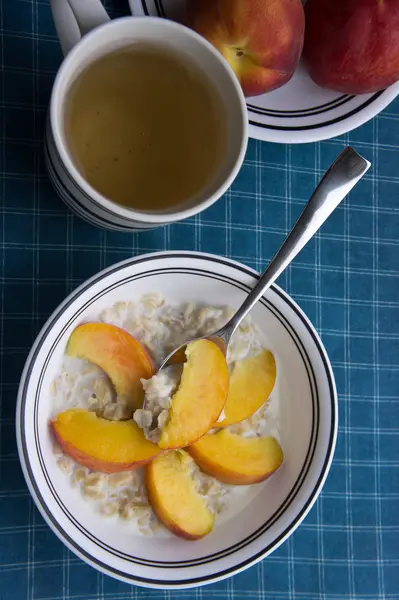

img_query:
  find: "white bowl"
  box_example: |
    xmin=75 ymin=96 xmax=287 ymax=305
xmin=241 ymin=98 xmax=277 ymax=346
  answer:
xmin=16 ymin=252 xmax=337 ymax=588
xmin=130 ymin=0 xmax=399 ymax=143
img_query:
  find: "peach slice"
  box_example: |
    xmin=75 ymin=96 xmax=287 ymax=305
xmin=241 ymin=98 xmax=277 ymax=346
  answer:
xmin=158 ymin=339 xmax=229 ymax=450
xmin=67 ymin=323 xmax=154 ymax=409
xmin=218 ymin=350 xmax=276 ymax=427
xmin=51 ymin=409 xmax=161 ymax=473
xmin=146 ymin=450 xmax=214 ymax=539
xmin=188 ymin=429 xmax=283 ymax=485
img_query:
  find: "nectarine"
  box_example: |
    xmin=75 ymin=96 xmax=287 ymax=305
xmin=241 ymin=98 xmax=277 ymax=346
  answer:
xmin=51 ymin=409 xmax=161 ymax=473
xmin=158 ymin=339 xmax=229 ymax=450
xmin=145 ymin=450 xmax=214 ymax=539
xmin=66 ymin=323 xmax=154 ymax=410
xmin=218 ymin=350 xmax=276 ymax=427
xmin=189 ymin=429 xmax=283 ymax=485
xmin=187 ymin=0 xmax=305 ymax=97
xmin=304 ymin=0 xmax=399 ymax=94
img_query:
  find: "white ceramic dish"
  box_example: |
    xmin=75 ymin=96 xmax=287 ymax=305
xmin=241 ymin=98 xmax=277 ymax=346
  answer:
xmin=130 ymin=0 xmax=399 ymax=144
xmin=16 ymin=252 xmax=337 ymax=588
xmin=47 ymin=5 xmax=247 ymax=232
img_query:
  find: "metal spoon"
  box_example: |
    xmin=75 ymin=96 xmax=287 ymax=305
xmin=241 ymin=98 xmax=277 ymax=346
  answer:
xmin=156 ymin=146 xmax=370 ymax=375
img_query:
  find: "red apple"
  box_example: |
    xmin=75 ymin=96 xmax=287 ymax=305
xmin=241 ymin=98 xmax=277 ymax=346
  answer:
xmin=187 ymin=0 xmax=305 ymax=97
xmin=303 ymin=0 xmax=399 ymax=95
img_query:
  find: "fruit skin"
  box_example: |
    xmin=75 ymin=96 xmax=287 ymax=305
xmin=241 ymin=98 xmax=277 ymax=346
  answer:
xmin=188 ymin=429 xmax=283 ymax=485
xmin=303 ymin=0 xmax=399 ymax=94
xmin=158 ymin=339 xmax=229 ymax=450
xmin=145 ymin=450 xmax=215 ymax=540
xmin=51 ymin=409 xmax=161 ymax=473
xmin=218 ymin=350 xmax=276 ymax=427
xmin=66 ymin=322 xmax=154 ymax=410
xmin=187 ymin=0 xmax=305 ymax=97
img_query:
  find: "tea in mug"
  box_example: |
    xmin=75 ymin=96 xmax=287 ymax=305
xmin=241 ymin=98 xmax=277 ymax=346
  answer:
xmin=64 ymin=44 xmax=227 ymax=211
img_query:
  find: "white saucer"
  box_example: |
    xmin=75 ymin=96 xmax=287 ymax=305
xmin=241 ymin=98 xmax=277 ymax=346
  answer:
xmin=129 ymin=0 xmax=399 ymax=143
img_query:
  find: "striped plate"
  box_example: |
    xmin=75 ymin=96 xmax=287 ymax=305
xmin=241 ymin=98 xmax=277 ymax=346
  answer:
xmin=129 ymin=0 xmax=399 ymax=144
xmin=17 ymin=252 xmax=337 ymax=588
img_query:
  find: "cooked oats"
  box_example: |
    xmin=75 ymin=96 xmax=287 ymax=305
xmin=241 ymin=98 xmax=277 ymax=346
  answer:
xmin=50 ymin=293 xmax=279 ymax=535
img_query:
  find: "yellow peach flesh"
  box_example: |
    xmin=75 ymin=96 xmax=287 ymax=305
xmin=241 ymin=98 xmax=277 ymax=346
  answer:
xmin=158 ymin=339 xmax=229 ymax=449
xmin=66 ymin=322 xmax=154 ymax=409
xmin=145 ymin=450 xmax=214 ymax=539
xmin=51 ymin=408 xmax=160 ymax=473
xmin=218 ymin=350 xmax=276 ymax=427
xmin=189 ymin=428 xmax=283 ymax=485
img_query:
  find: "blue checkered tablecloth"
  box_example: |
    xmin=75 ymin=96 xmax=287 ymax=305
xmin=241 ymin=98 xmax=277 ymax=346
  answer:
xmin=1 ymin=1 xmax=399 ymax=598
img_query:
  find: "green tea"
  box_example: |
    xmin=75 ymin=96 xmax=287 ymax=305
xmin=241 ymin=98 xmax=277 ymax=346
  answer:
xmin=65 ymin=44 xmax=227 ymax=211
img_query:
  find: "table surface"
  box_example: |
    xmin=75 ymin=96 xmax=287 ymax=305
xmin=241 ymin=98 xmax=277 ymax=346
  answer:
xmin=1 ymin=1 xmax=399 ymax=599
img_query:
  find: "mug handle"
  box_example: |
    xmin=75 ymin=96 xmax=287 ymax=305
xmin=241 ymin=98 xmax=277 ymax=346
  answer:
xmin=51 ymin=0 xmax=110 ymax=56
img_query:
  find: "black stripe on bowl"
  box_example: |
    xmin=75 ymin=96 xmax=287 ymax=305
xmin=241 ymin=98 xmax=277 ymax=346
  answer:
xmin=249 ymin=90 xmax=384 ymax=131
xmin=247 ymin=94 xmax=354 ymax=118
xmin=18 ymin=254 xmax=336 ymax=587
xmin=140 ymin=0 xmax=150 ymax=15
xmin=154 ymin=0 xmax=167 ymax=17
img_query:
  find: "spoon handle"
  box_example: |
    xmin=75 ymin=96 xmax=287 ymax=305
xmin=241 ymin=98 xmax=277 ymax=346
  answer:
xmin=224 ymin=146 xmax=370 ymax=337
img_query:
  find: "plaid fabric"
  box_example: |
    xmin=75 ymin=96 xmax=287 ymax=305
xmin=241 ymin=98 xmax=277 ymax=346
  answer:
xmin=1 ymin=1 xmax=399 ymax=598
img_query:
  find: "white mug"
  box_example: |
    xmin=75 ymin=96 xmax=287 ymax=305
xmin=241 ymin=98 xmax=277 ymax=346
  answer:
xmin=46 ymin=0 xmax=248 ymax=231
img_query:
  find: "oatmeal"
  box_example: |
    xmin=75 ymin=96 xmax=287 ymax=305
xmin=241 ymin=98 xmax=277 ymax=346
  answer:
xmin=50 ymin=293 xmax=280 ymax=536
xmin=134 ymin=365 xmax=182 ymax=442
xmin=134 ymin=301 xmax=266 ymax=443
